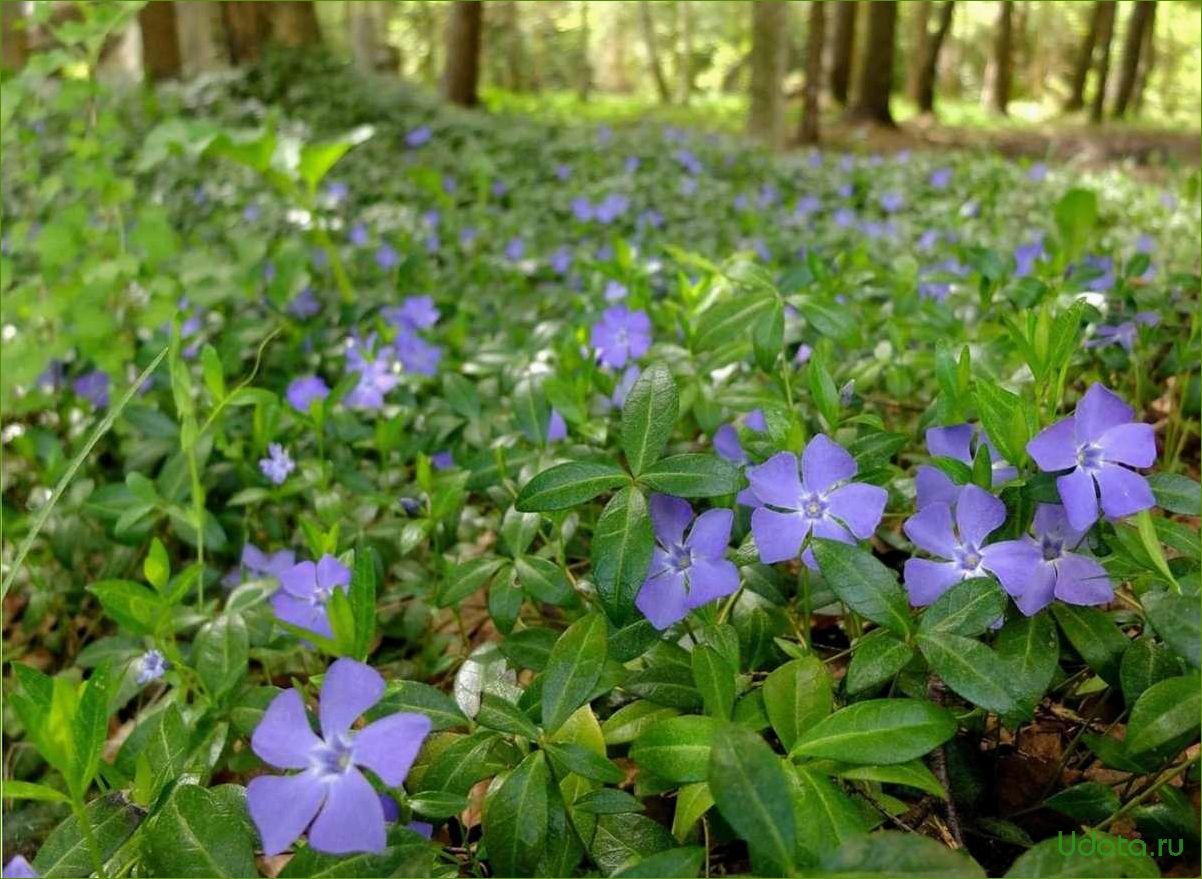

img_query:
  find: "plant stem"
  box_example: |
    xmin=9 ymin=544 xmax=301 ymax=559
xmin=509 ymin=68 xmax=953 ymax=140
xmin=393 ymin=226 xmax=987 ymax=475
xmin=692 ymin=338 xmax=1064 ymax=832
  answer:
xmin=72 ymin=797 xmax=108 ymax=879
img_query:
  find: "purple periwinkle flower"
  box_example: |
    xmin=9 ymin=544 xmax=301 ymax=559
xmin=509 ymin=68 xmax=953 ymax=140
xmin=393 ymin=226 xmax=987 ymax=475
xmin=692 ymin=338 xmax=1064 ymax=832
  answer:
xmin=1085 ymin=312 xmax=1160 ymax=353
xmin=1013 ymin=239 xmax=1045 ymax=278
xmin=405 ymin=125 xmax=432 ymax=148
xmin=431 ymin=451 xmax=454 ymax=470
xmin=247 ymin=659 xmax=432 ymax=855
xmin=549 ymin=246 xmax=573 ymax=275
xmin=393 ymin=329 xmax=442 ymax=376
xmin=1027 ymin=384 xmax=1156 ymax=531
xmin=982 ymin=504 xmax=1113 ymax=615
xmin=72 ymin=371 xmax=109 ymax=408
xmin=135 ymin=649 xmax=168 ymax=685
xmin=916 ymin=424 xmax=1018 ymax=509
xmin=929 ymin=168 xmax=953 ymax=189
xmin=345 ymin=337 xmax=399 ymax=410
xmin=272 ymin=555 xmax=351 ymax=640
xmin=504 ymin=237 xmax=525 ymax=262
xmin=383 ymin=295 xmax=440 ymax=331
xmin=590 ymin=306 xmax=651 ymax=370
xmin=287 ymin=376 xmax=330 ymax=413
xmin=260 ymin=443 xmax=295 ymax=485
xmin=713 ymin=425 xmax=746 ymax=465
xmin=603 ymin=280 xmax=628 ymax=302
xmin=879 ymin=192 xmax=905 ymax=213
xmin=746 ymin=436 xmax=887 ymax=569
xmin=348 ymin=224 xmax=369 ymax=247
xmin=546 ymin=409 xmax=567 ymax=443
xmin=375 ymin=243 xmax=400 ymax=271
xmin=610 ymin=365 xmax=641 ymax=410
xmin=289 ymin=288 xmax=321 ymax=319
xmin=594 ymin=193 xmax=629 ymax=225
xmin=3 ymin=856 xmax=38 ymax=878
xmin=1028 ymin=162 xmax=1048 ymax=182
xmin=903 ymin=484 xmax=1009 ymax=606
xmin=635 ymin=496 xmax=738 ymax=629
xmin=226 ymin=544 xmax=297 ymax=589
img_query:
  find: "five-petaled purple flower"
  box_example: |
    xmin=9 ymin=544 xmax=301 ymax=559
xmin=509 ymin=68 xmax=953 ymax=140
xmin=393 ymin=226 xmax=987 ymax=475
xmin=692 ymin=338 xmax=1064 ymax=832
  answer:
xmin=902 ymin=484 xmax=1009 ymax=606
xmin=72 ymin=371 xmax=109 ymax=408
xmin=247 ymin=659 xmax=432 ymax=855
xmin=916 ymin=424 xmax=1018 ymax=509
xmin=272 ymin=556 xmax=351 ymax=640
xmin=260 ymin=443 xmax=295 ymax=485
xmin=590 ymin=306 xmax=651 ymax=369
xmin=3 ymin=855 xmax=38 ymax=878
xmin=226 ymin=544 xmax=297 ymax=589
xmin=746 ymin=435 xmax=887 ymax=569
xmin=1085 ymin=312 xmax=1160 ymax=353
xmin=981 ymin=504 xmax=1113 ymax=615
xmin=287 ymin=376 xmax=330 ymax=413
xmin=1027 ymin=384 xmax=1156 ymax=531
xmin=636 ymin=496 xmax=738 ymax=630
xmin=345 ymin=337 xmax=399 ymax=410
xmin=135 ymin=649 xmax=169 ymax=685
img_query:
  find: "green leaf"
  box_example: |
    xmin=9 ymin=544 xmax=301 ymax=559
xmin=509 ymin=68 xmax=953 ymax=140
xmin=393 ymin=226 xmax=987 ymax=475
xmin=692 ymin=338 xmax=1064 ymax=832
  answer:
xmin=194 ymin=614 xmax=249 ymax=700
xmin=602 ymin=701 xmax=681 ymax=745
xmin=845 ymin=631 xmax=916 ymax=695
xmin=0 ymin=780 xmax=69 ymax=802
xmin=483 ymin=751 xmax=550 ymax=878
xmin=790 ymin=764 xmax=871 ymax=860
xmin=1120 ymin=638 xmax=1181 ymax=705
xmin=1125 ymin=673 xmax=1201 ymax=756
xmin=499 ymin=627 xmax=559 ymax=671
xmin=541 ymin=613 xmax=608 ymax=733
xmin=630 ymin=715 xmax=719 ymax=783
xmin=812 ymin=539 xmax=912 ymax=637
xmin=421 ymin=731 xmax=515 ymax=795
xmin=87 ymin=579 xmax=163 ymax=636
xmin=791 ymin=699 xmax=956 ymax=764
xmin=918 ymin=632 xmax=1019 ymax=715
xmin=436 ymin=557 xmax=506 ymax=607
xmin=476 ymin=693 xmax=540 ymax=740
xmin=1045 ymin=782 xmax=1120 ymax=824
xmin=143 ymin=538 xmax=170 ymax=592
xmin=752 ymin=301 xmax=784 ymax=372
xmin=613 ymin=846 xmax=706 ymax=879
xmin=32 ymin=792 xmax=144 ymax=878
xmin=574 ymin=787 xmax=645 ymax=815
xmin=637 ymin=454 xmax=741 ymax=497
xmin=142 ymin=784 xmax=257 ymax=878
xmin=820 ymin=831 xmax=985 ymax=877
xmin=370 ymin=681 xmax=468 ymax=731
xmin=298 ymin=125 xmax=374 ymax=190
xmin=1143 ymin=590 xmax=1200 ymax=669
xmin=621 ymin=363 xmax=679 ymax=476
xmin=694 ymin=292 xmax=776 ymax=354
xmin=827 ymin=760 xmax=946 ymax=798
xmin=808 ymin=345 xmax=841 ymax=429
xmin=591 ymin=813 xmax=675 ymax=876
xmin=671 ymin=782 xmax=714 ymax=840
xmin=761 ymin=656 xmax=831 ymax=750
xmin=1147 ymin=473 xmax=1201 ymax=515
xmin=348 ymin=548 xmax=377 ymax=660
xmin=71 ymin=664 xmax=112 ymax=797
xmin=708 ymin=724 xmax=796 ymax=876
xmin=691 ymin=644 xmax=736 ymax=720
xmin=1005 ymin=830 xmax=1157 ymax=877
xmin=919 ymin=578 xmax=1007 ymax=638
xmin=515 ymin=556 xmax=577 ymax=607
xmin=1052 ymin=604 xmax=1129 ymax=685
xmin=543 ymin=741 xmax=623 ymax=784
xmin=1054 ymin=188 xmax=1099 ymax=261
xmin=515 ymin=461 xmax=629 ymax=512
xmin=592 ymin=486 xmax=655 ymax=625
xmin=995 ymin=612 xmax=1060 ymax=717
xmin=408 ymin=790 xmax=469 ymax=820
xmin=279 ymin=826 xmax=436 ymax=878
xmin=974 ymin=381 xmax=1031 ymax=467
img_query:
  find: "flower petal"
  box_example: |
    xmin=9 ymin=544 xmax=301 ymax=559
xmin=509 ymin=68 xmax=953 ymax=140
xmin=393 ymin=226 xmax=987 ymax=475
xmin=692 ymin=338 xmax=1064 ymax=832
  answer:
xmin=272 ymin=592 xmax=332 ymax=640
xmin=746 ymin=452 xmax=803 ymax=510
xmin=1033 ymin=503 xmax=1088 ymax=549
xmin=307 ymin=767 xmax=387 ymax=855
xmin=1013 ymin=562 xmax=1057 ymax=616
xmin=915 ymin=465 xmax=961 ymax=510
xmin=902 ymin=503 xmax=957 ymax=559
xmin=1027 ymin=418 xmax=1077 ymax=472
xmin=320 ymin=659 xmax=385 ymax=740
xmin=279 ymin=561 xmax=318 ymax=599
xmin=751 ymin=507 xmax=807 ymax=564
xmin=801 ymin=435 xmax=856 ymax=495
xmin=1097 ymin=423 xmax=1156 ymax=469
xmin=649 ymin=494 xmax=694 ymax=547
xmin=247 ymin=771 xmax=326 ymax=857
xmin=1057 ymin=468 xmax=1100 ymax=531
xmin=316 ymin=555 xmax=351 ymax=593
xmin=685 ymin=508 xmax=733 ymax=559
xmin=903 ymin=558 xmax=963 ymax=606
xmin=926 ymin=424 xmax=974 ymax=464
xmin=1054 ymin=553 xmax=1113 ymax=606
xmin=635 ymin=570 xmax=690 ymax=630
xmin=1094 ymin=464 xmax=1155 ymax=521
xmin=713 ymin=425 xmax=746 ymax=464
xmin=980 ymin=539 xmax=1043 ymax=600
xmin=353 ymin=713 xmax=432 ymax=787
xmin=955 ymin=484 xmax=1006 ymax=547
xmin=685 ymin=558 xmax=739 ymax=608
xmin=252 ymin=689 xmax=322 ymax=770
xmin=826 ymin=482 xmax=887 ymax=539
xmin=803 ymin=516 xmax=854 ymax=568
xmin=1074 ymin=384 xmax=1134 ymax=444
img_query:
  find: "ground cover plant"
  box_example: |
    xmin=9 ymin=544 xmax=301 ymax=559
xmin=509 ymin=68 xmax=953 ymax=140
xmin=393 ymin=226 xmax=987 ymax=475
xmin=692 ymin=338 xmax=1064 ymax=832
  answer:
xmin=2 ymin=31 xmax=1201 ymax=879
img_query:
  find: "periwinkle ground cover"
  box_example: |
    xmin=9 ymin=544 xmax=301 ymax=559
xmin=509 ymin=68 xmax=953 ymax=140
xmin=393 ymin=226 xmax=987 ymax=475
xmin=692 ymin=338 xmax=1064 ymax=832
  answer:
xmin=2 ymin=51 xmax=1201 ymax=879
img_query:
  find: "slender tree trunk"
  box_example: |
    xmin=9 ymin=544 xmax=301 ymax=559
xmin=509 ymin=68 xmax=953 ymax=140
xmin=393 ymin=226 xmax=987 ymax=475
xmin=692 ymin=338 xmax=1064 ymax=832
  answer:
xmin=577 ymin=1 xmax=591 ymax=101
xmin=176 ymin=2 xmax=229 ymax=75
xmin=270 ymin=1 xmax=321 ymax=48
xmin=797 ymin=0 xmax=826 ymax=144
xmin=747 ymin=1 xmax=787 ymax=145
xmin=222 ymin=2 xmax=270 ymax=64
xmin=829 ymin=1 xmax=857 ymax=105
xmin=639 ymin=1 xmax=671 ymax=104
xmin=906 ymin=1 xmax=931 ymax=101
xmin=1131 ymin=7 xmax=1155 ymax=113
xmin=1064 ymin=1 xmax=1104 ymax=111
xmin=1 ymin=0 xmax=28 ymax=71
xmin=915 ymin=1 xmax=955 ymax=115
xmin=679 ymin=0 xmax=694 ymax=104
xmin=139 ymin=2 xmax=181 ymax=82
xmin=986 ymin=1 xmax=1013 ymax=114
xmin=848 ymin=0 xmax=898 ymax=125
xmin=1088 ymin=0 xmax=1117 ymax=124
xmin=442 ymin=1 xmax=482 ymax=107
xmin=1111 ymin=0 xmax=1154 ymax=118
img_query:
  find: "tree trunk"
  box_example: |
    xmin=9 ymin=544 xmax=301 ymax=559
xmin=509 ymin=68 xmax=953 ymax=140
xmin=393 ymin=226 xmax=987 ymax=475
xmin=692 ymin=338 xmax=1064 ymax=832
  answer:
xmin=1 ymin=0 xmax=28 ymax=72
xmin=679 ymin=0 xmax=694 ymax=103
xmin=577 ymin=1 xmax=591 ymax=101
xmin=269 ymin=2 xmax=321 ymax=48
xmin=1064 ymin=1 xmax=1104 ymax=111
xmin=442 ymin=1 xmax=482 ymax=107
xmin=176 ymin=2 xmax=229 ymax=75
xmin=906 ymin=1 xmax=931 ymax=101
xmin=848 ymin=0 xmax=897 ymax=125
xmin=138 ymin=2 xmax=181 ymax=82
xmin=1131 ymin=5 xmax=1155 ymax=113
xmin=747 ymin=1 xmax=787 ymax=145
xmin=1088 ymin=0 xmax=1116 ymax=124
xmin=828 ymin=1 xmax=857 ymax=105
xmin=915 ymin=1 xmax=955 ymax=115
xmin=985 ymin=1 xmax=1013 ymax=114
xmin=639 ymin=1 xmax=671 ymax=104
xmin=797 ymin=0 xmax=826 ymax=145
xmin=222 ymin=3 xmax=270 ymax=64
xmin=1111 ymin=0 xmax=1154 ymax=118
